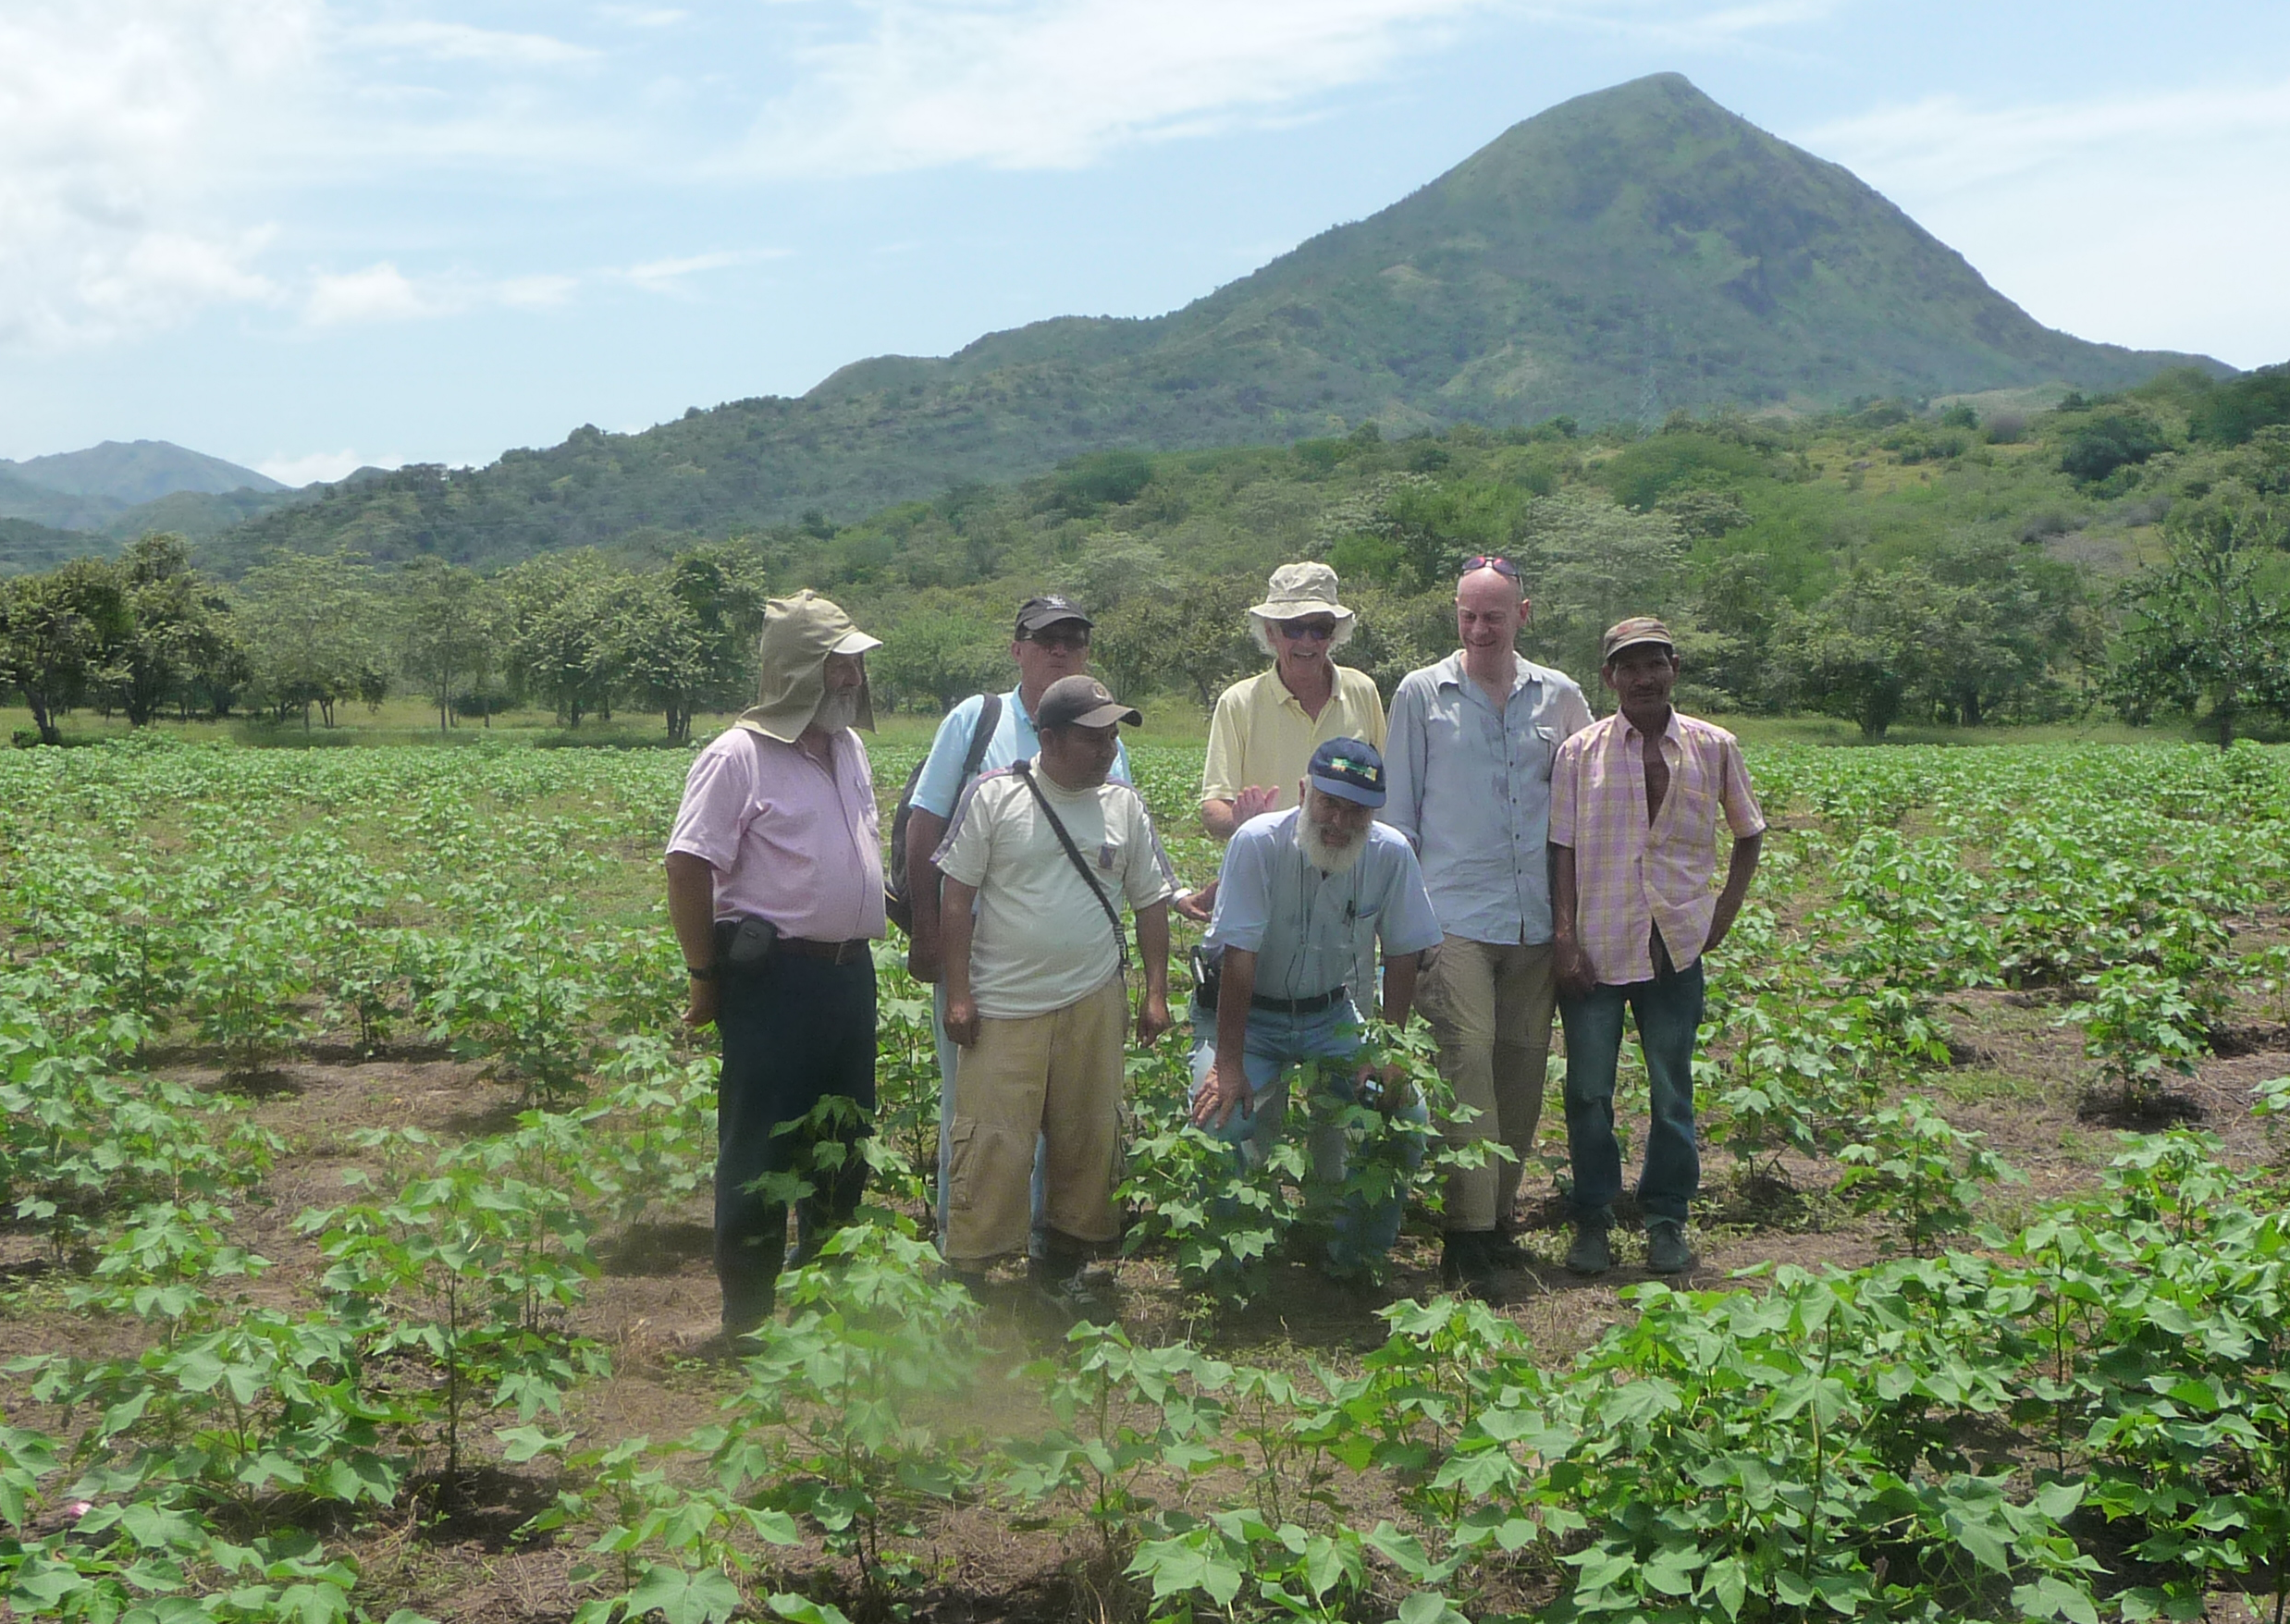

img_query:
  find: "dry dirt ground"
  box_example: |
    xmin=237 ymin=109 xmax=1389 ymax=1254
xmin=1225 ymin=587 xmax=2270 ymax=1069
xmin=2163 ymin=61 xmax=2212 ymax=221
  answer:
xmin=4 ymin=981 xmax=2285 ymax=1624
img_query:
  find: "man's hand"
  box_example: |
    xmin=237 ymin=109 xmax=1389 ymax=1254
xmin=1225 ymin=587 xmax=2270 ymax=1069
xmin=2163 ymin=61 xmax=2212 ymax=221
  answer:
xmin=905 ymin=937 xmax=942 ymax=983
xmin=1190 ymin=1054 xmax=1252 ymax=1131
xmin=1137 ymin=991 xmax=1174 ymax=1046
xmin=1555 ymin=938 xmax=1597 ymax=1000
xmin=1355 ymin=1058 xmax=1412 ymax=1113
xmin=1234 ymin=784 xmax=1280 ymax=822
xmin=1173 ymin=881 xmax=1216 ymax=925
xmin=1703 ymin=912 xmax=1739 ymax=956
xmin=683 ymin=978 xmax=719 ymax=1031
xmin=945 ymin=994 xmax=981 ymax=1050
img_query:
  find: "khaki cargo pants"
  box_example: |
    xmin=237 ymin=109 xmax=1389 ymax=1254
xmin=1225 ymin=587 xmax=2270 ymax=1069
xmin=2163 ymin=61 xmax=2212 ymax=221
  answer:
xmin=945 ymin=977 xmax=1127 ymax=1262
xmin=1418 ymin=936 xmax=1557 ymax=1234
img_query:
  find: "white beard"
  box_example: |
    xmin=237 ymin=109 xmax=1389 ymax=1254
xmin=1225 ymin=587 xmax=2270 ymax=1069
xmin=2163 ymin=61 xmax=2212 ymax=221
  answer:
xmin=811 ymin=688 xmax=859 ymax=733
xmin=1297 ymin=813 xmax=1366 ymax=876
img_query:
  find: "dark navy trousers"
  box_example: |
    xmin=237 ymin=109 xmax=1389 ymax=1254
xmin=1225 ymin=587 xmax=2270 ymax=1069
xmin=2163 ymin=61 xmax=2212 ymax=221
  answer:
xmin=713 ymin=952 xmax=876 ymax=1334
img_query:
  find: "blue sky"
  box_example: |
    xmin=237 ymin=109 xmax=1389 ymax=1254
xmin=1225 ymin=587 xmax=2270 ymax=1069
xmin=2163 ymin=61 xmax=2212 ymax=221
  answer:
xmin=3 ymin=0 xmax=2285 ymax=483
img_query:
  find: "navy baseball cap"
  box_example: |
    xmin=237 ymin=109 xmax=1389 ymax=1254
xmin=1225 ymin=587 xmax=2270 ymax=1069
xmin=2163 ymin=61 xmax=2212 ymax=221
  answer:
xmin=1308 ymin=738 xmax=1386 ymax=807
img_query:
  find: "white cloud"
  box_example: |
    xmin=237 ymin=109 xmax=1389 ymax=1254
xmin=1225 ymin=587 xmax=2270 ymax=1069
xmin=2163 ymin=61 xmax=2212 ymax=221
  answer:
xmin=499 ymin=273 xmax=581 ymax=308
xmin=621 ymin=249 xmax=786 ymax=292
xmin=735 ymin=0 xmax=1499 ymax=175
xmin=594 ymin=5 xmax=689 ymax=27
xmin=305 ymin=262 xmax=433 ymax=325
xmin=256 ymin=448 xmax=400 ymax=486
xmin=0 ymin=0 xmax=312 ymax=349
xmin=1802 ymin=79 xmax=2290 ymax=366
xmin=355 ymin=19 xmax=600 ymax=66
xmin=303 ymin=262 xmax=589 ymax=326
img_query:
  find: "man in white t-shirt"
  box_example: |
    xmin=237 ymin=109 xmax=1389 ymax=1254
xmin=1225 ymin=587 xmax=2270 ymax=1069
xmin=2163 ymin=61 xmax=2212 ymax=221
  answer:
xmin=936 ymin=675 xmax=1176 ymax=1314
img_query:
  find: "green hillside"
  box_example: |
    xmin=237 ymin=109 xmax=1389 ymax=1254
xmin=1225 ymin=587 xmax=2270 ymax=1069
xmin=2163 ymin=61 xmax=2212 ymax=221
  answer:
xmin=0 ymin=468 xmax=123 ymax=533
xmin=5 ymin=438 xmax=284 ymax=503
xmin=198 ymin=74 xmax=2220 ymax=577
xmin=0 ymin=516 xmax=95 ymax=575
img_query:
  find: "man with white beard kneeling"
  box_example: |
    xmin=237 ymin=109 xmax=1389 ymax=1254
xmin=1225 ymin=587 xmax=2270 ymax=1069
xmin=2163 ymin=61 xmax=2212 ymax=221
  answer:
xmin=1187 ymin=739 xmax=1446 ymax=1280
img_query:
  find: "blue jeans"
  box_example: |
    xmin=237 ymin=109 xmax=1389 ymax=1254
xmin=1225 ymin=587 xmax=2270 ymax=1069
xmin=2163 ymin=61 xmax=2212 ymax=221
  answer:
xmin=1187 ymin=1000 xmax=1427 ymax=1273
xmin=1558 ymin=948 xmax=1704 ymax=1228
xmin=934 ymin=978 xmax=1047 ymax=1260
xmin=716 ymin=953 xmax=875 ymax=1334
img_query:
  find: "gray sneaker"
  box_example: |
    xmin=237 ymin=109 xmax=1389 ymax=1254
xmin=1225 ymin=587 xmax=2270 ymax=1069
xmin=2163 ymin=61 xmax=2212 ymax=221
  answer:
xmin=1564 ymin=1224 xmax=1612 ymax=1276
xmin=1030 ymin=1261 xmax=1114 ymax=1323
xmin=1645 ymin=1223 xmax=1696 ymax=1274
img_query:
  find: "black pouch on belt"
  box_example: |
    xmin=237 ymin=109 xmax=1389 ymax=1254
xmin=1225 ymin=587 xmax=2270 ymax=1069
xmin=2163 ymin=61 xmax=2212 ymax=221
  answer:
xmin=713 ymin=916 xmax=779 ymax=972
xmin=1190 ymin=943 xmax=1222 ymax=1012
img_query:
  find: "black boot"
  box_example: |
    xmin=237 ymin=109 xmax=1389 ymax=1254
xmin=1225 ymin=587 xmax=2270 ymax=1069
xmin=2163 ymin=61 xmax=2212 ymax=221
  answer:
xmin=1439 ymin=1231 xmax=1515 ymax=1306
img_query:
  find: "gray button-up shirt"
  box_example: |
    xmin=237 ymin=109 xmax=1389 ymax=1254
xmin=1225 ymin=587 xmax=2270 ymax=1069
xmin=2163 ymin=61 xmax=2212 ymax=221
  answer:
xmin=1381 ymin=651 xmax=1594 ymax=946
xmin=1204 ymin=809 xmax=1446 ymax=1003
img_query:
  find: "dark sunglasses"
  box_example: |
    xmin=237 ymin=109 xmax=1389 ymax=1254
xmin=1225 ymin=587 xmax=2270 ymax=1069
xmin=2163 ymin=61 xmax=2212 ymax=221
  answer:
xmin=1462 ymin=555 xmax=1521 ymax=581
xmin=1024 ymin=629 xmax=1090 ymax=649
xmin=1276 ymin=620 xmax=1338 ymax=641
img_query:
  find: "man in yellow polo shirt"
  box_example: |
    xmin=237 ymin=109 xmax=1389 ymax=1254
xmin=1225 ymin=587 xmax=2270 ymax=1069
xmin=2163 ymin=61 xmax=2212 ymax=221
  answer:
xmin=1200 ymin=562 xmax=1387 ymax=840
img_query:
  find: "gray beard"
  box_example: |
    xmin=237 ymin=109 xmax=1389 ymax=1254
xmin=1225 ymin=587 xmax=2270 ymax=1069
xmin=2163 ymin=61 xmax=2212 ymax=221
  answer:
xmin=1296 ymin=815 xmax=1366 ymax=876
xmin=811 ymin=688 xmax=859 ymax=733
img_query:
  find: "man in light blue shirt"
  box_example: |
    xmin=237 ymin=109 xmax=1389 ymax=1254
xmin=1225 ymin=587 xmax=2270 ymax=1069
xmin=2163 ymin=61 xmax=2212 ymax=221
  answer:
xmin=1382 ymin=559 xmax=1593 ymax=1300
xmin=1188 ymin=739 xmax=1446 ymax=1281
xmin=904 ymin=594 xmax=1134 ymax=1255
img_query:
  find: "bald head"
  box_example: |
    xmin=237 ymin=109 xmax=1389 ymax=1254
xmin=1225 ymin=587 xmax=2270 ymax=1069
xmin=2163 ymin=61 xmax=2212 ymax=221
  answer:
xmin=1457 ymin=565 xmax=1528 ymax=657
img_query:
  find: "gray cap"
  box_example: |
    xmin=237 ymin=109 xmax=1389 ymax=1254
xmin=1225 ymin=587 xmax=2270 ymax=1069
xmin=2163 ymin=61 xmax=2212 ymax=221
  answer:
xmin=1038 ymin=674 xmax=1141 ymax=731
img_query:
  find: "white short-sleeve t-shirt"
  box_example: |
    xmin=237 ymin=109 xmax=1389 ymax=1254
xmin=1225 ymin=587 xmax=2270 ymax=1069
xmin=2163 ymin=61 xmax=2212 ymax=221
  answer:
xmin=934 ymin=762 xmax=1176 ymax=1019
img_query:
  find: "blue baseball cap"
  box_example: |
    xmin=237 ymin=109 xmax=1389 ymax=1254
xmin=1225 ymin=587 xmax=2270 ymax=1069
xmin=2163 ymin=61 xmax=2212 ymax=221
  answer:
xmin=1308 ymin=738 xmax=1386 ymax=807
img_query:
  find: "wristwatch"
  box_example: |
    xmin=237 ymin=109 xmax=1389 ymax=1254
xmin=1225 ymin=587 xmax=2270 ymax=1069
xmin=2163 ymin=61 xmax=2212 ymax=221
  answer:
xmin=686 ymin=964 xmax=717 ymax=981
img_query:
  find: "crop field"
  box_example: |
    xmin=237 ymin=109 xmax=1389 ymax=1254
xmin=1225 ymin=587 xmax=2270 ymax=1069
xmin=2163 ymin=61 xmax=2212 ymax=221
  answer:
xmin=2 ymin=732 xmax=2287 ymax=1624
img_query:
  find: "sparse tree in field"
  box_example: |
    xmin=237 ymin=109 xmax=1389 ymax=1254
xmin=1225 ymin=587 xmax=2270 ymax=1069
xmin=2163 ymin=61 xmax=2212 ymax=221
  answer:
xmin=496 ymin=552 xmax=621 ymax=727
xmin=664 ymin=541 xmax=771 ymax=713
xmin=235 ymin=549 xmax=389 ymax=729
xmin=1771 ymin=566 xmax=1956 ymax=741
xmin=1525 ymin=494 xmax=1687 ymax=681
xmin=2105 ymin=493 xmax=2290 ymax=748
xmin=869 ymin=599 xmax=1004 ymax=713
xmin=1090 ymin=595 xmax=1173 ymax=702
xmin=0 ymin=558 xmax=131 ymax=744
xmin=110 ymin=535 xmax=236 ymax=727
xmin=1161 ymin=577 xmax=1260 ymax=711
xmin=398 ymin=559 xmax=497 ymax=732
xmin=609 ymin=572 xmax=710 ymax=742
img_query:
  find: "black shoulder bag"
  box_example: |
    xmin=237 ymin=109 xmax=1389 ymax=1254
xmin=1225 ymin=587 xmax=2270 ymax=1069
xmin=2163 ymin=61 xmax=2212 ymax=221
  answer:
xmin=1011 ymin=759 xmax=1130 ymax=976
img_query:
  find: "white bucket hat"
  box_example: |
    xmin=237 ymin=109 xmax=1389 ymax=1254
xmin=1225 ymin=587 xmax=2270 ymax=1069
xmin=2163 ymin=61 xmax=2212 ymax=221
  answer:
xmin=1248 ymin=562 xmax=1355 ymax=635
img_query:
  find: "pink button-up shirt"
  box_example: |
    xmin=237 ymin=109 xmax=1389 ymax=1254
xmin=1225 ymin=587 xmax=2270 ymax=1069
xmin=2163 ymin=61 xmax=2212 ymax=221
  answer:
xmin=1549 ymin=709 xmax=1764 ymax=984
xmin=666 ymin=726 xmax=886 ymax=941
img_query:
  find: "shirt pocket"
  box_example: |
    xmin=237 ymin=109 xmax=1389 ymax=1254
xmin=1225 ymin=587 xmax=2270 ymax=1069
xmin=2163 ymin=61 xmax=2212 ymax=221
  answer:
xmin=1664 ymin=756 xmax=1718 ymax=830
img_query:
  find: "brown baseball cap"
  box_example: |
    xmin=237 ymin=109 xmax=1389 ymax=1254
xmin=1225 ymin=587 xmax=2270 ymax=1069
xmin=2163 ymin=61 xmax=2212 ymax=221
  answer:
xmin=1037 ymin=674 xmax=1141 ymax=731
xmin=1602 ymin=616 xmax=1676 ymax=663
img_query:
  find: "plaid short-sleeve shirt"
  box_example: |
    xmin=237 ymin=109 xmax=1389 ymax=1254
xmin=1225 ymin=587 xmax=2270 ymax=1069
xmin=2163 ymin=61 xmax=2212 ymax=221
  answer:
xmin=1549 ymin=709 xmax=1764 ymax=985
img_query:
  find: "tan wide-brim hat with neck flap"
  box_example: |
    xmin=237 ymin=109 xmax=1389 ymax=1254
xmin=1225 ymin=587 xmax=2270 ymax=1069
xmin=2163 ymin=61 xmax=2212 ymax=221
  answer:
xmin=736 ymin=589 xmax=881 ymax=744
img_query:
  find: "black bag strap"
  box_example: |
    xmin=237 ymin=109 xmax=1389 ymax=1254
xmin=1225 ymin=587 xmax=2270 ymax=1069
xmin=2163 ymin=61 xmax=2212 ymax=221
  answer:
xmin=959 ymin=694 xmax=1002 ymax=793
xmin=1012 ymin=759 xmax=1129 ymax=975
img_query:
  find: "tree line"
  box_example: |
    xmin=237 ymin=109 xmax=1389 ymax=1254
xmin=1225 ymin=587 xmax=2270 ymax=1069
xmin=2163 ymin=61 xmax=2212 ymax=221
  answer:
xmin=6 ymin=393 xmax=2287 ymax=747
xmin=0 ymin=536 xmax=771 ymax=744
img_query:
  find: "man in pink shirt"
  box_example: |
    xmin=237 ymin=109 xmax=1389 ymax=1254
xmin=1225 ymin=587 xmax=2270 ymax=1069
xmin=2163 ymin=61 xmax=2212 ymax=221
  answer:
xmin=1550 ymin=617 xmax=1764 ymax=1277
xmin=665 ymin=590 xmax=887 ymax=1343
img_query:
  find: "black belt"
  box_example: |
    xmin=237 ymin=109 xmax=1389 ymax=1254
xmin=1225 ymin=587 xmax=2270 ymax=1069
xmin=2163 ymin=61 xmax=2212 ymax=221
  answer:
xmin=778 ymin=936 xmax=872 ymax=964
xmin=1248 ymin=986 xmax=1348 ymax=1016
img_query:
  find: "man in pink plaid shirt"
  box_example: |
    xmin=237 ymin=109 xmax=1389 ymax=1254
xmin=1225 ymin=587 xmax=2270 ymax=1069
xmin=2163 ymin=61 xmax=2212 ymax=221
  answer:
xmin=1549 ymin=617 xmax=1764 ymax=1277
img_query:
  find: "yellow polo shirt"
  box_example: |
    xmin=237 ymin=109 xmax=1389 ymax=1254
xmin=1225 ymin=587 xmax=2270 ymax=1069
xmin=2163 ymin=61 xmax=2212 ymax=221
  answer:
xmin=1200 ymin=665 xmax=1388 ymax=810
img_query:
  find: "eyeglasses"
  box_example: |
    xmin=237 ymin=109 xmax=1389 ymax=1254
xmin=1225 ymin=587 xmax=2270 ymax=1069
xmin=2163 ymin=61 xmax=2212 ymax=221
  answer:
xmin=1462 ymin=556 xmax=1521 ymax=581
xmin=1276 ymin=620 xmax=1338 ymax=642
xmin=1024 ymin=630 xmax=1090 ymax=651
